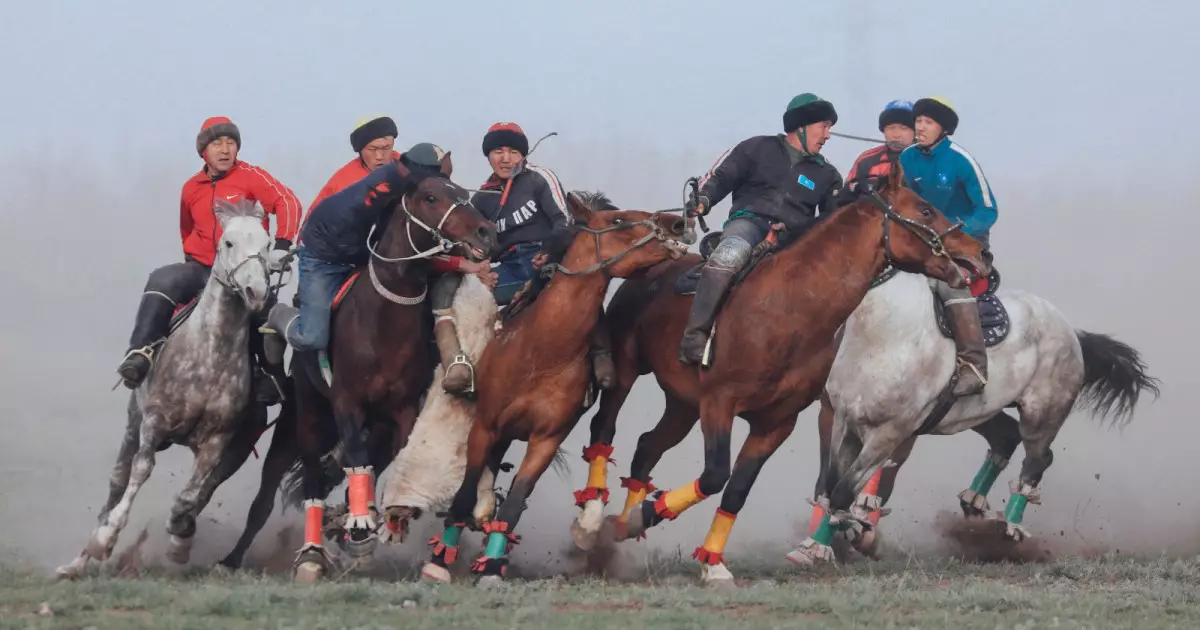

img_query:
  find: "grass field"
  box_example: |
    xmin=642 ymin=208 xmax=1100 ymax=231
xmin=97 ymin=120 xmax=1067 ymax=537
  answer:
xmin=3 ymin=551 xmax=1199 ymax=629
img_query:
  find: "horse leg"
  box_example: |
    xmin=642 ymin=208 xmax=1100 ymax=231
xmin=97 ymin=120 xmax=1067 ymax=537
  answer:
xmin=625 ymin=395 xmax=734 ymax=539
xmin=612 ymin=393 xmax=700 ymax=541
xmin=57 ymin=415 xmax=165 ymax=579
xmin=293 ymin=389 xmax=336 ymax=583
xmin=164 ymin=424 xmax=248 ymax=565
xmin=472 ymin=435 xmax=564 ymax=587
xmin=957 ymin=411 xmax=1021 ymax=519
xmin=329 ymin=395 xmax=376 ymax=568
xmin=219 ymin=404 xmax=298 ymax=570
xmin=99 ymin=396 xmax=143 ymax=526
xmin=474 ymin=438 xmax=512 ymax=529
xmin=787 ymin=411 xmax=861 ymax=566
xmin=570 ymin=336 xmax=639 ymax=550
xmin=376 ymin=403 xmax=419 ymax=543
xmin=1003 ymin=402 xmax=1070 ymax=541
xmin=695 ymin=418 xmax=796 ymax=585
xmin=805 ymin=392 xmax=835 ymax=537
xmin=421 ymin=423 xmax=497 ymax=583
xmin=851 ymin=434 xmax=916 ymax=558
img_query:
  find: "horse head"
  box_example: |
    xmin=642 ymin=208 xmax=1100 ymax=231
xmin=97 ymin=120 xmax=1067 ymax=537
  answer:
xmin=869 ymin=162 xmax=990 ymax=289
xmin=212 ymin=198 xmax=272 ymax=312
xmin=560 ymin=192 xmax=689 ymax=278
xmin=395 ymin=155 xmax=498 ymax=262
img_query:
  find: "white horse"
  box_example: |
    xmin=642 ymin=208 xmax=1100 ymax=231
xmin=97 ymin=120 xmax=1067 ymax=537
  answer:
xmin=57 ymin=199 xmax=274 ymax=579
xmin=378 ymin=273 xmax=499 ymax=544
xmin=788 ymin=270 xmax=1159 ymax=563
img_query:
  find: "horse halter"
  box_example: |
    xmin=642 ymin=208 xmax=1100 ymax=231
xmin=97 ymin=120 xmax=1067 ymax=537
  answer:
xmin=367 ymin=191 xmax=471 ymax=263
xmin=865 ymin=190 xmax=963 ymax=267
xmin=541 ymin=214 xmax=674 ymax=277
xmin=216 ymin=251 xmax=269 ymax=292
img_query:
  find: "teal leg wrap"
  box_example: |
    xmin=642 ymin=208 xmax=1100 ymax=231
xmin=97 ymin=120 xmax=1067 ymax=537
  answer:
xmin=810 ymin=513 xmax=835 ymax=546
xmin=441 ymin=524 xmax=463 ymax=548
xmin=484 ymin=532 xmax=509 ymax=559
xmin=969 ymin=453 xmax=1005 ymax=495
xmin=1004 ymin=494 xmax=1029 ymax=524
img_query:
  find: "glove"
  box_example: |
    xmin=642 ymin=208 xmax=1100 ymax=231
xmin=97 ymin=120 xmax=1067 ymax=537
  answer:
xmin=685 ymin=194 xmax=711 ymax=218
xmin=268 ymin=239 xmax=293 ymax=272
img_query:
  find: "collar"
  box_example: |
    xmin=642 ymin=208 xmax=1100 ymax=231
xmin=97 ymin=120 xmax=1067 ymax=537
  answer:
xmin=777 ymin=134 xmax=825 ymax=166
xmin=918 ymin=136 xmax=951 ymax=156
xmin=194 ymin=160 xmax=239 ymax=184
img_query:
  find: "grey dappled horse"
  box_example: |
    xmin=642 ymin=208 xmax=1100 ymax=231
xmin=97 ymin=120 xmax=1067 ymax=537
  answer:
xmin=57 ymin=199 xmax=275 ymax=579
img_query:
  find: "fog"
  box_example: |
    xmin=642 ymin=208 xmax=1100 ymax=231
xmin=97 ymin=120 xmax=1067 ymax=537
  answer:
xmin=1 ymin=1 xmax=1197 ymax=573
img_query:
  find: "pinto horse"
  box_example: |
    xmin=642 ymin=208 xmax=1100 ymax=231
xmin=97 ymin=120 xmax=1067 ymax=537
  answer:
xmin=569 ymin=166 xmax=990 ymax=584
xmin=788 ymin=269 xmax=1160 ymax=564
xmin=419 ymin=194 xmax=689 ymax=585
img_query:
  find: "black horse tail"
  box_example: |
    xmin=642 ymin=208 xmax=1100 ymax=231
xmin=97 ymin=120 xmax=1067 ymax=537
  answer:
xmin=1074 ymin=330 xmax=1161 ymax=428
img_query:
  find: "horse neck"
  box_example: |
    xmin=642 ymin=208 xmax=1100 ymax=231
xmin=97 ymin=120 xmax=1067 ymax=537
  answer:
xmin=846 ymin=272 xmax=936 ymax=339
xmin=370 ymin=198 xmax=428 ymax=297
xmin=773 ymin=205 xmax=891 ymax=336
xmin=180 ymin=274 xmax=251 ymax=353
xmin=522 ymin=232 xmax=610 ymax=346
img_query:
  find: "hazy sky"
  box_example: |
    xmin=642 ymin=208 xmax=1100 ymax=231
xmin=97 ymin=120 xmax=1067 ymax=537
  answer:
xmin=2 ymin=1 xmax=1198 ymax=571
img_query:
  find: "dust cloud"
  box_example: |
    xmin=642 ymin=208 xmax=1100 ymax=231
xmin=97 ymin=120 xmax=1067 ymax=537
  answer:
xmin=0 ymin=129 xmax=1196 ymax=577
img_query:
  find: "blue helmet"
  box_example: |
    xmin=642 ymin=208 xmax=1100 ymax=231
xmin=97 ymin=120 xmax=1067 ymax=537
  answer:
xmin=879 ymin=100 xmax=915 ymax=132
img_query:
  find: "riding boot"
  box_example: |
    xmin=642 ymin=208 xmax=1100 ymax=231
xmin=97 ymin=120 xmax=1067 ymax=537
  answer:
xmin=260 ymin=303 xmax=299 ymax=361
xmin=117 ymin=294 xmax=176 ymax=389
xmin=945 ymin=301 xmax=989 ymax=396
xmin=590 ymin=315 xmax=617 ymax=390
xmin=249 ymin=319 xmax=283 ymax=406
xmin=433 ymin=309 xmax=474 ymax=396
xmin=678 ymin=265 xmax=737 ymax=365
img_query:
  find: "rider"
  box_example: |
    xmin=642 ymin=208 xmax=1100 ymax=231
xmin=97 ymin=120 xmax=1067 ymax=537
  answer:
xmin=679 ymin=93 xmax=845 ymax=364
xmin=306 ymin=116 xmax=402 ymax=218
xmin=845 ymin=100 xmax=915 ymax=192
xmin=116 ymin=116 xmax=299 ymax=395
xmin=899 ymin=96 xmax=997 ymax=396
xmin=427 ymin=122 xmax=617 ymax=397
xmin=260 ymin=143 xmax=445 ymax=370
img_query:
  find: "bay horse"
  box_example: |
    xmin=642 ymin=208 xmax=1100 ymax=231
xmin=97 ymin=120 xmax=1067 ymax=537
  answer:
xmin=569 ymin=166 xmax=989 ymax=584
xmin=419 ymin=194 xmax=689 ymax=585
xmin=276 ymin=157 xmax=499 ymax=582
xmin=57 ymin=199 xmax=276 ymax=579
xmin=788 ymin=270 xmax=1159 ymax=564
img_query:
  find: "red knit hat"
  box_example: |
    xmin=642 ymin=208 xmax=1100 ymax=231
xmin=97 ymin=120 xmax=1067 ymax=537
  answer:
xmin=482 ymin=122 xmax=528 ymax=156
xmin=196 ymin=116 xmax=241 ymax=156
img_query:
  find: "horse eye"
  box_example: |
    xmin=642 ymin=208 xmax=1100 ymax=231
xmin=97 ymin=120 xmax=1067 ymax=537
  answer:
xmin=224 ymin=240 xmax=233 ymax=248
xmin=426 ymin=195 xmax=437 ymax=204
xmin=611 ymin=218 xmax=623 ymax=226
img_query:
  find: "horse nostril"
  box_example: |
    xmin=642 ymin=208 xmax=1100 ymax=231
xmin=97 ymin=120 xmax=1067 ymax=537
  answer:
xmin=245 ymin=286 xmax=256 ymax=300
xmin=672 ymin=219 xmax=686 ymax=233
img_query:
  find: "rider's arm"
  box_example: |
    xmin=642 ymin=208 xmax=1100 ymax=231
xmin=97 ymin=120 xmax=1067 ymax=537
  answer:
xmin=955 ymin=153 xmax=998 ymax=236
xmin=429 ymin=255 xmax=466 ymax=273
xmin=179 ymin=185 xmax=193 ymax=251
xmin=529 ymin=166 xmax=573 ymax=260
xmin=696 ymin=138 xmax=753 ymax=211
xmin=242 ymin=166 xmax=302 ymax=249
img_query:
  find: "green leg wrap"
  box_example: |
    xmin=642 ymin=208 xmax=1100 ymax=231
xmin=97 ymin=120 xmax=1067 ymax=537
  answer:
xmin=1004 ymin=493 xmax=1029 ymax=524
xmin=441 ymin=524 xmax=463 ymax=548
xmin=968 ymin=453 xmax=1005 ymax=495
xmin=484 ymin=532 xmax=509 ymax=559
xmin=810 ymin=513 xmax=835 ymax=546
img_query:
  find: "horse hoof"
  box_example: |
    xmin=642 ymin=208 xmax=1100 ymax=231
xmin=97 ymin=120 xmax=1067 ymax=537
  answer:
xmin=54 ymin=556 xmax=87 ymax=581
xmin=570 ymin=518 xmax=599 ymax=551
xmin=86 ymin=528 xmax=117 ymax=561
xmin=294 ymin=561 xmax=325 ymax=583
xmin=1005 ymin=522 xmax=1031 ymax=542
xmin=622 ymin=508 xmax=647 ymax=540
xmin=166 ymin=535 xmax=192 ymax=565
xmin=785 ymin=539 xmax=835 ymax=566
xmin=209 ymin=562 xmax=235 ymax=577
xmin=700 ymin=563 xmax=736 ymax=587
xmin=421 ymin=562 xmax=451 ymax=583
xmin=476 ymin=574 xmax=504 ymax=590
xmin=852 ymin=529 xmax=879 ymax=558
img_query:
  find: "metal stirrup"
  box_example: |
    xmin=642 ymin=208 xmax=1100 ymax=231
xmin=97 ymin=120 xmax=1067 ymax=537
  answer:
xmin=956 ymin=358 xmax=988 ymax=385
xmin=449 ymin=352 xmax=476 ymax=394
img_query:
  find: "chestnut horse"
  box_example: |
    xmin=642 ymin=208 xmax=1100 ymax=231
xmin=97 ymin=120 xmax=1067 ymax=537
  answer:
xmin=569 ymin=166 xmax=989 ymax=584
xmin=419 ymin=194 xmax=689 ymax=585
xmin=256 ymin=157 xmax=498 ymax=582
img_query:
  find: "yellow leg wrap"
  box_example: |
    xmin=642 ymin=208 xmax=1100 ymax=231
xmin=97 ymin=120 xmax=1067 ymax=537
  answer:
xmin=702 ymin=509 xmax=736 ymax=555
xmin=619 ymin=487 xmax=647 ymax=520
xmin=657 ymin=480 xmax=707 ymax=519
xmin=587 ymin=455 xmax=609 ymax=489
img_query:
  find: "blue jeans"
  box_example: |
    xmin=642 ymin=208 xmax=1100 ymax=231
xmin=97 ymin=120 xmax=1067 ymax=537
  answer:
xmin=492 ymin=242 xmax=541 ymax=306
xmin=708 ymin=216 xmax=770 ymax=272
xmin=290 ymin=245 xmax=356 ymax=352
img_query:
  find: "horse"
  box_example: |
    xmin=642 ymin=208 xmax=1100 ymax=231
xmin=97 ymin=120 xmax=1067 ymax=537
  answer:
xmin=418 ymin=194 xmax=690 ymax=586
xmin=787 ymin=269 xmax=1160 ymax=564
xmin=253 ymin=157 xmax=499 ymax=582
xmin=57 ymin=199 xmax=276 ymax=579
xmin=377 ymin=191 xmax=621 ymax=544
xmin=567 ymin=166 xmax=990 ymax=585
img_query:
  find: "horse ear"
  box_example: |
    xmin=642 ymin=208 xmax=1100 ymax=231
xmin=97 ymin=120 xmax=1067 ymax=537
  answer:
xmin=439 ymin=151 xmax=453 ymax=177
xmin=213 ymin=198 xmax=235 ymax=227
xmin=566 ymin=192 xmax=592 ymax=223
xmin=887 ymin=159 xmax=905 ymax=192
xmin=246 ymin=201 xmax=266 ymax=222
xmin=395 ymin=160 xmax=412 ymax=183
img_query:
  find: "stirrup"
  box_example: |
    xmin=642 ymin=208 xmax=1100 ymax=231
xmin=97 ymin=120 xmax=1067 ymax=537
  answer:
xmin=448 ymin=352 xmax=476 ymax=394
xmin=318 ymin=351 xmax=333 ymax=385
xmin=956 ymin=357 xmax=988 ymax=386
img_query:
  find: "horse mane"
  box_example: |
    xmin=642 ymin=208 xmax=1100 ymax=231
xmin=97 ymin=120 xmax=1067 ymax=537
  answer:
xmin=571 ymin=190 xmax=618 ymax=211
xmin=213 ymin=198 xmax=266 ymax=222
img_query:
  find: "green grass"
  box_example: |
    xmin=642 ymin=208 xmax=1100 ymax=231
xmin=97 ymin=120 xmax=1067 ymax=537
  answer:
xmin=3 ymin=554 xmax=1199 ymax=629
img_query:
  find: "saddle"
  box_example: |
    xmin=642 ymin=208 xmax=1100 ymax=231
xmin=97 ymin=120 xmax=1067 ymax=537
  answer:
xmin=673 ymin=226 xmax=785 ymax=295
xmin=931 ymin=266 xmax=1011 ymax=347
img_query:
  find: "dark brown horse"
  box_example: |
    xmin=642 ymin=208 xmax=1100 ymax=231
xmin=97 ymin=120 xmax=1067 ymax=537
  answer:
xmin=229 ymin=157 xmax=498 ymax=581
xmin=567 ymin=166 xmax=990 ymax=584
xmin=418 ymin=195 xmax=689 ymax=585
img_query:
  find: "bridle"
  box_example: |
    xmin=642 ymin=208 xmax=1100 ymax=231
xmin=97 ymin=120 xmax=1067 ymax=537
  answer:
xmin=864 ymin=189 xmax=964 ymax=269
xmin=540 ymin=213 xmax=676 ymax=277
